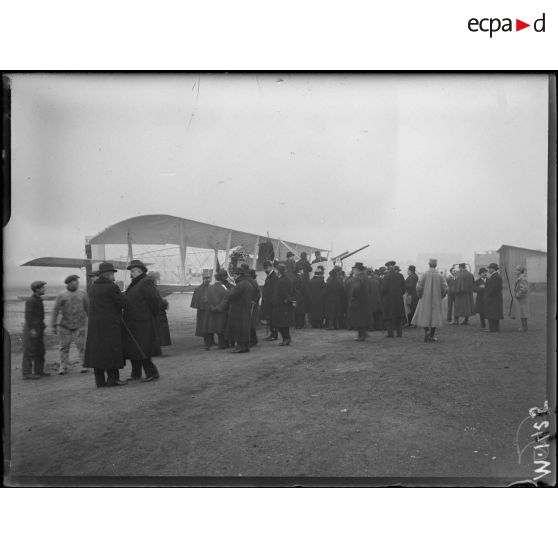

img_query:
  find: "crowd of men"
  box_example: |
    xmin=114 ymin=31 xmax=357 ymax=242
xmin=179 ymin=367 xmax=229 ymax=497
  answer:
xmin=20 ymin=249 xmax=532 ymax=386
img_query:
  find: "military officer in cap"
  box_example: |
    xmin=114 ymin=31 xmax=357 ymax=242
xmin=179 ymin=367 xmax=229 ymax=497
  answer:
xmin=381 ymin=260 xmax=407 ymax=338
xmin=122 ymin=260 xmax=162 ymax=381
xmin=83 ymin=262 xmax=128 ymax=387
xmin=22 ymin=280 xmax=48 ymax=379
xmin=51 ymin=274 xmax=90 ymax=375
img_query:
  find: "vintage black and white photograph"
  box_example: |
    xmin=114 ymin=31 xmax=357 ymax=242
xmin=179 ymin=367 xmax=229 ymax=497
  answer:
xmin=2 ymin=73 xmax=554 ymax=486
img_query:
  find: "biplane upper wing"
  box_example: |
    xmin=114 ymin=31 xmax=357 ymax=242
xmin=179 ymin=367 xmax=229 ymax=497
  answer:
xmin=87 ymin=214 xmax=325 ymax=258
xmin=21 ymin=257 xmax=129 ymax=270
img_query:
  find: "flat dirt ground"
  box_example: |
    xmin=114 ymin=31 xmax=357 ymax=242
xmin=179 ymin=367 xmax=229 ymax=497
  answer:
xmin=4 ymin=291 xmax=551 ymax=486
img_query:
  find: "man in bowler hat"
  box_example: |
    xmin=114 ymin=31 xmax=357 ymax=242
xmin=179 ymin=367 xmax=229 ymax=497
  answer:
xmin=83 ymin=263 xmax=128 ymax=387
xmin=22 ymin=281 xmax=48 ymax=379
xmin=122 ymin=260 xmax=162 ymax=381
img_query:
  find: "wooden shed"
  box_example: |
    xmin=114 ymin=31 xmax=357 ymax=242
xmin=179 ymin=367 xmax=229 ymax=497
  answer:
xmin=497 ymin=245 xmax=547 ymax=290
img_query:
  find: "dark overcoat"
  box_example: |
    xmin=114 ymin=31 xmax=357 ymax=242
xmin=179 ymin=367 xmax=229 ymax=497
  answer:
xmin=272 ymin=274 xmax=295 ymax=328
xmin=206 ymin=282 xmax=229 ymax=334
xmin=224 ymin=276 xmax=253 ymax=343
xmin=83 ymin=276 xmax=127 ymax=369
xmin=247 ymin=276 xmax=261 ymax=328
xmin=380 ymin=270 xmax=406 ymax=320
xmin=484 ymin=272 xmax=504 ymax=320
xmin=190 ymin=283 xmax=211 ymax=337
xmin=347 ymin=272 xmax=370 ymax=328
xmin=23 ymin=294 xmax=46 ymax=358
xmin=324 ymin=276 xmax=345 ymax=319
xmin=405 ymin=273 xmax=419 ymax=312
xmin=293 ymin=276 xmax=310 ymax=315
xmin=454 ymin=270 xmax=475 ymax=317
xmin=122 ymin=273 xmax=162 ymax=360
xmin=157 ymin=297 xmax=172 ymax=346
xmin=260 ymin=271 xmax=278 ymax=321
xmin=308 ymin=276 xmax=326 ymax=321
xmin=295 ymin=258 xmax=313 ymax=280
xmin=473 ymin=277 xmax=487 ymax=315
xmin=367 ymin=275 xmax=382 ymax=313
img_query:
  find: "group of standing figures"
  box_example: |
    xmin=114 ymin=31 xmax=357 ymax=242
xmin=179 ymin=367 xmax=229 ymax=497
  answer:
xmin=20 ymin=253 xmax=532 ymax=383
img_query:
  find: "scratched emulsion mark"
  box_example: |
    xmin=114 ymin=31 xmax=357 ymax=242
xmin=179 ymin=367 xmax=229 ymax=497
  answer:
xmin=515 ymin=401 xmax=554 ymax=484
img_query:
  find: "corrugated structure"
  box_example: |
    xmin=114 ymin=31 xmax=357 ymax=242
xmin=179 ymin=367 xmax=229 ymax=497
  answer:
xmin=474 ymin=251 xmax=499 ymax=275
xmin=497 ymin=245 xmax=547 ymax=290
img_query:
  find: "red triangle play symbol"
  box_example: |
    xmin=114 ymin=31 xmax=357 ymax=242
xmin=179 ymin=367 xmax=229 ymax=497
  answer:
xmin=516 ymin=19 xmax=530 ymax=31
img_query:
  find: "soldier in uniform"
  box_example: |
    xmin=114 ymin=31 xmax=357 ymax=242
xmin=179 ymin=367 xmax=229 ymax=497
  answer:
xmin=22 ymin=281 xmax=48 ymax=379
xmin=51 ymin=274 xmax=90 ymax=375
xmin=83 ymin=263 xmax=128 ymax=387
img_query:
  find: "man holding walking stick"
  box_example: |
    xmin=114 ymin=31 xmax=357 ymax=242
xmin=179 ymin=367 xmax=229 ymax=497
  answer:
xmin=122 ymin=260 xmax=162 ymax=382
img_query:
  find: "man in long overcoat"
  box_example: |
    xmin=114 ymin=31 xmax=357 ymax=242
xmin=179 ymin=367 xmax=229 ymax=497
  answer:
xmin=247 ymin=267 xmax=261 ymax=346
xmin=222 ymin=267 xmax=253 ymax=353
xmin=308 ymin=270 xmax=326 ymax=328
xmin=324 ymin=269 xmax=345 ymax=330
xmin=473 ymin=267 xmax=488 ymax=330
xmin=454 ymin=263 xmax=475 ymax=325
xmin=261 ymin=260 xmax=279 ymax=340
xmin=484 ymin=262 xmax=504 ymax=332
xmin=411 ymin=259 xmax=448 ymax=342
xmin=22 ymin=280 xmax=48 ymax=379
xmin=367 ymin=269 xmax=383 ymax=331
xmin=147 ymin=272 xmax=172 ymax=348
xmin=122 ymin=260 xmax=162 ymax=382
xmin=83 ymin=263 xmax=128 ymax=387
xmin=404 ymin=265 xmax=419 ymax=326
xmin=347 ymin=263 xmax=370 ymax=341
xmin=284 ymin=252 xmax=297 ymax=282
xmin=293 ymin=268 xmax=310 ymax=329
xmin=381 ymin=260 xmax=407 ymax=338
xmin=190 ymin=270 xmax=213 ymax=348
xmin=206 ymin=270 xmax=232 ymax=349
xmin=272 ymin=263 xmax=295 ymax=345
xmin=294 ymin=251 xmax=312 ymax=281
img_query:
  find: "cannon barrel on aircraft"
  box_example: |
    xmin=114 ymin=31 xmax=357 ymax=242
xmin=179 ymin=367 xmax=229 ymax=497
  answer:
xmin=339 ymin=244 xmax=370 ymax=261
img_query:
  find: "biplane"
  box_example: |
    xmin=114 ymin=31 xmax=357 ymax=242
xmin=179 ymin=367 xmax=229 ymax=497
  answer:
xmin=21 ymin=214 xmax=329 ymax=295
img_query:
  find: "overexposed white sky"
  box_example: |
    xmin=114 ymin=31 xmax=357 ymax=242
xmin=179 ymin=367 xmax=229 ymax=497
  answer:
xmin=4 ymin=73 xmax=549 ymax=286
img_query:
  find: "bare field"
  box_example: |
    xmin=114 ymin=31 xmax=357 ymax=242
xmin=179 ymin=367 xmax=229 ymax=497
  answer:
xmin=4 ymin=292 xmax=549 ymax=485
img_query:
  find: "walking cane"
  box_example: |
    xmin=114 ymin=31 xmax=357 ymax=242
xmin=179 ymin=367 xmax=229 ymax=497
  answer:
xmin=121 ymin=318 xmax=148 ymax=360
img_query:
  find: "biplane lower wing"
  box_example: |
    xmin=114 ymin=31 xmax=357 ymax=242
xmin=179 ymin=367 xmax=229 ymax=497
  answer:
xmin=21 ymin=257 xmax=130 ymax=270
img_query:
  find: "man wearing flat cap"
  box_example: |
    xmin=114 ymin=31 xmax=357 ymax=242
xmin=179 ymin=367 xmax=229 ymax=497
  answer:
xmin=22 ymin=280 xmax=48 ymax=379
xmin=381 ymin=261 xmax=407 ymax=338
xmin=454 ymin=263 xmax=475 ymax=325
xmin=122 ymin=260 xmax=162 ymax=381
xmin=51 ymin=275 xmax=89 ymax=375
xmin=83 ymin=263 xmax=128 ymax=387
xmin=484 ymin=263 xmax=504 ymax=332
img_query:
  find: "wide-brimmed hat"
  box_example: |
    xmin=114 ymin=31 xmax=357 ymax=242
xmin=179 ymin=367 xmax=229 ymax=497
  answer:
xmin=488 ymin=262 xmax=499 ymax=270
xmin=30 ymin=280 xmax=46 ymax=291
xmin=352 ymin=262 xmax=365 ymax=271
xmin=64 ymin=274 xmax=80 ymax=284
xmin=98 ymin=262 xmax=118 ymax=274
xmin=478 ymin=267 xmax=488 ymax=273
xmin=126 ymin=259 xmax=148 ymax=272
xmin=385 ymin=260 xmax=396 ymax=267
